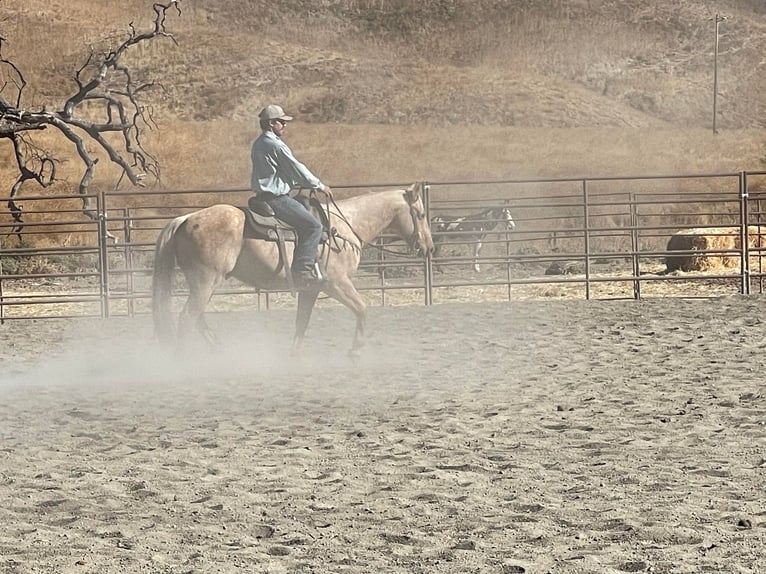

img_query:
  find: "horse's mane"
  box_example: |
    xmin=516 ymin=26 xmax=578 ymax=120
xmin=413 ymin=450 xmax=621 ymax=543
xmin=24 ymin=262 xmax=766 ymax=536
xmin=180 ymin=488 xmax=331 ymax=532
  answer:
xmin=341 ymin=188 xmax=398 ymax=203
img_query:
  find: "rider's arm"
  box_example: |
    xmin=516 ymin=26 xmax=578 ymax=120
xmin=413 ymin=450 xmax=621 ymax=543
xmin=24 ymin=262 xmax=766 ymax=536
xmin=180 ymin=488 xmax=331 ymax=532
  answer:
xmin=275 ymin=140 xmax=325 ymax=191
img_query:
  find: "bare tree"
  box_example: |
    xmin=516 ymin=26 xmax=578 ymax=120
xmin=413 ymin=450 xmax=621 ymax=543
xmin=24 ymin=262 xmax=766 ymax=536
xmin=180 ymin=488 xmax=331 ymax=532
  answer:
xmin=0 ymin=1 xmax=181 ymax=234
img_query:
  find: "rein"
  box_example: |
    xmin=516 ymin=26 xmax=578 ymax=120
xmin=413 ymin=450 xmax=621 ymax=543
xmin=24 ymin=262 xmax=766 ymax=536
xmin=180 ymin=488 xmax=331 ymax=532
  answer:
xmin=307 ymin=189 xmax=364 ymax=253
xmin=364 ymin=238 xmax=417 ymax=258
xmin=307 ymin=188 xmax=424 ymax=258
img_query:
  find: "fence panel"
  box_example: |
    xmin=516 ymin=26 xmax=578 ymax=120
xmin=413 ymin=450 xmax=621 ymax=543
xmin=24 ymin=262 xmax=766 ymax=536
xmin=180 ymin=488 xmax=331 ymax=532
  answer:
xmin=2 ymin=172 xmax=766 ymax=319
xmin=0 ymin=193 xmax=104 ymax=320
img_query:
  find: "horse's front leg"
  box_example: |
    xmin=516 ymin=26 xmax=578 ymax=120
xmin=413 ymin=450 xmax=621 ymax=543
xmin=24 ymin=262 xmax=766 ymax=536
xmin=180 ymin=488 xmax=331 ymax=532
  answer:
xmin=473 ymin=241 xmax=482 ymax=272
xmin=325 ymin=277 xmax=367 ymax=358
xmin=196 ymin=315 xmax=219 ymax=348
xmin=292 ymin=288 xmax=320 ymax=354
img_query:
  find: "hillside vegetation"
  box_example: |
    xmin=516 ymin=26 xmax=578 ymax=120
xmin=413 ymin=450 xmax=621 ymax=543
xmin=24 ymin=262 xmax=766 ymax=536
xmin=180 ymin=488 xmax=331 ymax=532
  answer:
xmin=0 ymin=0 xmax=765 ymax=198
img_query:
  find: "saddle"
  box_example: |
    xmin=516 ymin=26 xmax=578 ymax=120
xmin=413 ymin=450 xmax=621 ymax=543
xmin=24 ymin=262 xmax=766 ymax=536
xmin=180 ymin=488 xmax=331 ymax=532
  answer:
xmin=240 ymin=194 xmax=332 ymax=242
xmin=239 ymin=194 xmax=334 ymax=294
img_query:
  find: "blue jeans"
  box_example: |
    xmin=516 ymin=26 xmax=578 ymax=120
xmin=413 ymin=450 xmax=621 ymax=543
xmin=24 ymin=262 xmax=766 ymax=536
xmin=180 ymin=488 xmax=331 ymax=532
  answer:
xmin=259 ymin=193 xmax=322 ymax=274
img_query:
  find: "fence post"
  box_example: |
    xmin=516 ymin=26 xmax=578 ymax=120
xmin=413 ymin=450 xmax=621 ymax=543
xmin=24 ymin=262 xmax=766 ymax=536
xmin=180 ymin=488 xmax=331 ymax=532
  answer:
xmin=123 ymin=208 xmax=135 ymax=317
xmin=97 ymin=191 xmax=110 ymax=318
xmin=503 ymin=198 xmax=513 ymax=301
xmin=582 ymin=179 xmax=591 ymax=300
xmin=377 ymin=236 xmax=387 ymax=307
xmin=739 ymin=171 xmax=750 ymax=295
xmin=630 ymin=193 xmax=641 ymax=300
xmin=0 ymin=258 xmax=4 ymax=324
xmin=423 ymin=181 xmax=433 ymax=306
xmin=747 ymin=171 xmax=765 ymax=294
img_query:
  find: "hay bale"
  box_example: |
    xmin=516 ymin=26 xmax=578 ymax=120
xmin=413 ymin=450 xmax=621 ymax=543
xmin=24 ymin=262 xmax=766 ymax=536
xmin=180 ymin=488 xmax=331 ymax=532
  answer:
xmin=665 ymin=226 xmax=766 ymax=272
xmin=545 ymin=260 xmax=586 ymax=275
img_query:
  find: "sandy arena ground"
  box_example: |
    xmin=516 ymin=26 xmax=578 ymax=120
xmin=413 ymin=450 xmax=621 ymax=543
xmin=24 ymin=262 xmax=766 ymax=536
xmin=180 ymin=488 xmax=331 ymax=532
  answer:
xmin=1 ymin=296 xmax=765 ymax=573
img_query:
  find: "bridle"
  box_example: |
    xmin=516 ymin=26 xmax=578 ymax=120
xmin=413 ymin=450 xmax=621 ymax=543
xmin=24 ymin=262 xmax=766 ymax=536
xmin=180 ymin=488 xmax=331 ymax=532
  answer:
xmin=362 ymin=188 xmax=429 ymax=257
xmin=500 ymin=206 xmax=516 ymax=230
xmin=405 ymin=191 xmax=428 ymax=254
xmin=488 ymin=206 xmax=515 ymax=230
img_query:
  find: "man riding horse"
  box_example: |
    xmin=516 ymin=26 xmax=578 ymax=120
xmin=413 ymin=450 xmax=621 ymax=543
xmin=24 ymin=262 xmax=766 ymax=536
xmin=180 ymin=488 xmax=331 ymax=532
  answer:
xmin=250 ymin=104 xmax=332 ymax=290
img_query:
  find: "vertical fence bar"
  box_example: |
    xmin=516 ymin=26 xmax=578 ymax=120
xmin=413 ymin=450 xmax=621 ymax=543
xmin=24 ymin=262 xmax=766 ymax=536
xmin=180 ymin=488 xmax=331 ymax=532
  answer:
xmin=582 ymin=179 xmax=591 ymax=300
xmin=748 ymin=172 xmax=765 ymax=294
xmin=97 ymin=192 xmax=110 ymax=318
xmin=423 ymin=182 xmax=433 ymax=306
xmin=630 ymin=192 xmax=641 ymax=300
xmin=760 ymin=174 xmax=765 ymax=295
xmin=739 ymin=171 xmax=750 ymax=295
xmin=377 ymin=236 xmax=387 ymax=307
xmin=0 ymin=257 xmax=5 ymax=324
xmin=503 ymin=198 xmax=513 ymax=301
xmin=123 ymin=208 xmax=135 ymax=317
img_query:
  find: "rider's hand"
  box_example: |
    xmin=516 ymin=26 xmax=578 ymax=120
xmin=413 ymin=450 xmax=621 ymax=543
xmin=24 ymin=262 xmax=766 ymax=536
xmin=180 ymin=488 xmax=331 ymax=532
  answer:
xmin=322 ymin=185 xmax=333 ymax=199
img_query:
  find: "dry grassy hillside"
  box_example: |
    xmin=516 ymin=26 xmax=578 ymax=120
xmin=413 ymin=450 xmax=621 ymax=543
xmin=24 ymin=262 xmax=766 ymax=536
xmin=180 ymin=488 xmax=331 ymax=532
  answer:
xmin=0 ymin=0 xmax=765 ymax=201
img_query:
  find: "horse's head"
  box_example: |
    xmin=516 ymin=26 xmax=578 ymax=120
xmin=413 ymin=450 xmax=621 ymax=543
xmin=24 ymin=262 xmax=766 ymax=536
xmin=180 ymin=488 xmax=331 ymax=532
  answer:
xmin=500 ymin=206 xmax=516 ymax=231
xmin=398 ymin=182 xmax=434 ymax=256
xmin=487 ymin=206 xmax=516 ymax=231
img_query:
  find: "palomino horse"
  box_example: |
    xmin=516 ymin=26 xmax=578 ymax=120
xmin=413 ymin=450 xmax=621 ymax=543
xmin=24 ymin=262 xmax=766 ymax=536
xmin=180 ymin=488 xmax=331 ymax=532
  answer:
xmin=152 ymin=183 xmax=434 ymax=356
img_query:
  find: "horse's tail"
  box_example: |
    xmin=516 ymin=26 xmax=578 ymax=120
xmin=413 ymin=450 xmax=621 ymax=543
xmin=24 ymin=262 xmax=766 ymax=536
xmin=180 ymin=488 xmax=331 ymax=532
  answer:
xmin=152 ymin=214 xmax=190 ymax=346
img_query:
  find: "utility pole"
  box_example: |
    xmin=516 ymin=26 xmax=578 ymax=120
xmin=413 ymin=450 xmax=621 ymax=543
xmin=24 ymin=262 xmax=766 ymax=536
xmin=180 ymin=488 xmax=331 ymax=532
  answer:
xmin=711 ymin=13 xmax=727 ymax=134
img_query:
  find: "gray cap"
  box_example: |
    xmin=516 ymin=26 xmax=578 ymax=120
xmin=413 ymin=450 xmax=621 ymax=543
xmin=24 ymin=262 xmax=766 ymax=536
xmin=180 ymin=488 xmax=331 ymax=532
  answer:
xmin=259 ymin=104 xmax=293 ymax=122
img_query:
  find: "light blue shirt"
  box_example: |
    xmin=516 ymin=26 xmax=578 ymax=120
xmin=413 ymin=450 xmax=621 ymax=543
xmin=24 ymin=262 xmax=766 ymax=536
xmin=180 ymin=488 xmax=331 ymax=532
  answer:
xmin=250 ymin=131 xmax=324 ymax=196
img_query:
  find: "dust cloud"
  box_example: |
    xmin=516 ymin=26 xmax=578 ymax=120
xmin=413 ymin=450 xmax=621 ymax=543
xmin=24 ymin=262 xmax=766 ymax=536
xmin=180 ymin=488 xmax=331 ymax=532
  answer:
xmin=0 ymin=307 xmax=427 ymax=412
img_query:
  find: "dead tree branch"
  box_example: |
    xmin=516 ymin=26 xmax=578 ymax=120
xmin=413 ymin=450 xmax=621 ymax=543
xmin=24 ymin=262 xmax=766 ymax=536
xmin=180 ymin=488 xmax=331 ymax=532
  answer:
xmin=0 ymin=1 xmax=181 ymax=234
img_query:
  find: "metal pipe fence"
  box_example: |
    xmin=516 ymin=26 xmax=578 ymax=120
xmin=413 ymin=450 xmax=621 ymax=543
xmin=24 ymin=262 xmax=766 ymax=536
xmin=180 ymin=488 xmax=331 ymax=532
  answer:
xmin=1 ymin=170 xmax=766 ymax=319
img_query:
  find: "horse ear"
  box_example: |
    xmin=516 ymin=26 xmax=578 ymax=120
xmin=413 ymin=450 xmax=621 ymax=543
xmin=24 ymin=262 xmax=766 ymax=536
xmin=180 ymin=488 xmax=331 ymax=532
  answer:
xmin=406 ymin=182 xmax=421 ymax=201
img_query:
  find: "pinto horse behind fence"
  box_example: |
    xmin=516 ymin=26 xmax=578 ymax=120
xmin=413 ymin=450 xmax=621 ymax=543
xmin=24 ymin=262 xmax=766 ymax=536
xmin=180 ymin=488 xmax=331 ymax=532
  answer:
xmin=152 ymin=183 xmax=434 ymax=357
xmin=432 ymin=206 xmax=516 ymax=272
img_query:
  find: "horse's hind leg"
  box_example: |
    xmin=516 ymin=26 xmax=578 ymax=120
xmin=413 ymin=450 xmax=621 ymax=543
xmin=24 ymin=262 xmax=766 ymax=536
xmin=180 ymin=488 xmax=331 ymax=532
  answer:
xmin=178 ymin=268 xmax=221 ymax=350
xmin=291 ymin=289 xmax=320 ymax=354
xmin=196 ymin=314 xmax=219 ymax=347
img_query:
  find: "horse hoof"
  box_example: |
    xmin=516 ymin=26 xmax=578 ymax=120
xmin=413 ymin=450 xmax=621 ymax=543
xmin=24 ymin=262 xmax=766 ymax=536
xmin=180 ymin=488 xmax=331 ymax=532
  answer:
xmin=348 ymin=348 xmax=362 ymax=362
